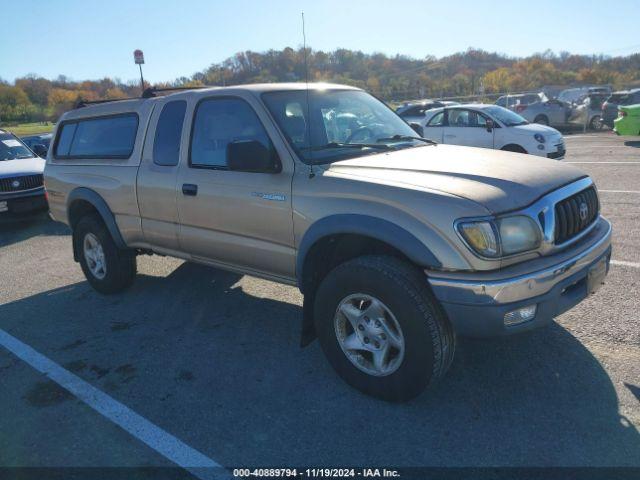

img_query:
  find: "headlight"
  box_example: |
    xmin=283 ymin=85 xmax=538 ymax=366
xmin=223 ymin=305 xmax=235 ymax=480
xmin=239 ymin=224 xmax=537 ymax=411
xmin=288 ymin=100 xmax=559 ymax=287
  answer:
xmin=534 ymin=133 xmax=546 ymax=143
xmin=457 ymin=220 xmax=499 ymax=257
xmin=498 ymin=216 xmax=541 ymax=255
xmin=457 ymin=216 xmax=541 ymax=258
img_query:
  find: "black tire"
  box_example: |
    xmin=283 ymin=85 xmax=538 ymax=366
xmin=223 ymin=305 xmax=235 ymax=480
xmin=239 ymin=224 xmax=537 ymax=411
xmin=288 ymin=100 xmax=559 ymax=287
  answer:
xmin=314 ymin=255 xmax=456 ymax=402
xmin=589 ymin=115 xmax=603 ymax=131
xmin=501 ymin=144 xmax=527 ymax=154
xmin=73 ymin=214 xmax=136 ymax=294
xmin=534 ymin=115 xmax=549 ymax=126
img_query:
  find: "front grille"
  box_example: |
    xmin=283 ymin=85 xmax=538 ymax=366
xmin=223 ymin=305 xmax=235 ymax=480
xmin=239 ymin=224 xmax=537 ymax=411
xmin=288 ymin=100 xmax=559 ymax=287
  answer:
xmin=547 ymin=142 xmax=566 ymax=159
xmin=554 ymin=186 xmax=599 ymax=244
xmin=0 ymin=174 xmax=44 ymax=193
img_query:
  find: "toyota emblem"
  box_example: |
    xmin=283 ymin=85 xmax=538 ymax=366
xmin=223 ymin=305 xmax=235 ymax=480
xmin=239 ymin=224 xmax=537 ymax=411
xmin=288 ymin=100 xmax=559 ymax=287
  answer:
xmin=11 ymin=180 xmax=20 ymax=188
xmin=579 ymin=202 xmax=588 ymax=222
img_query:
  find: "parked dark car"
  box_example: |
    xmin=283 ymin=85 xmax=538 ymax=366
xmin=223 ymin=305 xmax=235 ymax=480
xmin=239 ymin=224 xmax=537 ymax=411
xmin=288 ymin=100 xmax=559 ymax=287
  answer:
xmin=396 ymin=99 xmax=459 ymax=124
xmin=21 ymin=133 xmax=52 ymax=158
xmin=602 ymin=89 xmax=640 ymax=129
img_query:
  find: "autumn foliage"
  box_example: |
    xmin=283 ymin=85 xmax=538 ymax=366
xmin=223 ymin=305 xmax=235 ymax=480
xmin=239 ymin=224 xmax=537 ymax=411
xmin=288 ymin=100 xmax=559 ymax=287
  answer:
xmin=1 ymin=48 xmax=639 ymax=124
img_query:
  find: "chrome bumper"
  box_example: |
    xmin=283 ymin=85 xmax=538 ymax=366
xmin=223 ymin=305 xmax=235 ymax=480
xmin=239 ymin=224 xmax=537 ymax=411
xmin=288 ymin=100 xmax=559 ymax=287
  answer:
xmin=427 ymin=217 xmax=612 ymax=306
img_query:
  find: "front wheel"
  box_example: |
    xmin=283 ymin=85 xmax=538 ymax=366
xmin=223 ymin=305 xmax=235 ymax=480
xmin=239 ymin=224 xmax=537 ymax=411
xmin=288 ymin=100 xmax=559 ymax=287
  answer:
xmin=74 ymin=214 xmax=137 ymax=294
xmin=314 ymin=255 xmax=456 ymax=401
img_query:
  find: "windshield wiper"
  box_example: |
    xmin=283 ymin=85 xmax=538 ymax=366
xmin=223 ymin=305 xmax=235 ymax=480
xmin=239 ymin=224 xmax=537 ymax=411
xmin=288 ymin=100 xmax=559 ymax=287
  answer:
xmin=302 ymin=142 xmax=393 ymax=152
xmin=376 ymin=135 xmax=437 ymax=145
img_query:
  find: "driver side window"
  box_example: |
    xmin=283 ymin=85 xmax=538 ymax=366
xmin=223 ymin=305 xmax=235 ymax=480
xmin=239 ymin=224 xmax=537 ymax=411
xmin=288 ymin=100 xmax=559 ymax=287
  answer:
xmin=190 ymin=97 xmax=271 ymax=169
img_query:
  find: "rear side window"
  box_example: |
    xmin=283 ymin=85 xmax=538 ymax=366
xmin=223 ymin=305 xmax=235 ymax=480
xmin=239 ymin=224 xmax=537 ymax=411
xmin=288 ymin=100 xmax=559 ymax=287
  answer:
xmin=55 ymin=124 xmax=77 ymax=156
xmin=54 ymin=113 xmax=138 ymax=159
xmin=153 ymin=101 xmax=187 ymax=166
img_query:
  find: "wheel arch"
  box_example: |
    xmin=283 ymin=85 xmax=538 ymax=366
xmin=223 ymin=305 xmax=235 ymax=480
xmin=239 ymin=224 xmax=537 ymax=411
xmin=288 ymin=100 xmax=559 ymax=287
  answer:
xmin=67 ymin=187 xmax=127 ymax=260
xmin=501 ymin=143 xmax=528 ymax=154
xmin=297 ymin=214 xmax=442 ymax=294
xmin=533 ymin=114 xmax=549 ymax=124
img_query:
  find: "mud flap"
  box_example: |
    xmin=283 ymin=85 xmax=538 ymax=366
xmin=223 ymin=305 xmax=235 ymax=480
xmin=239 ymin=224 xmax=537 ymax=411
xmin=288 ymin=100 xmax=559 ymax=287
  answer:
xmin=300 ymin=293 xmax=317 ymax=347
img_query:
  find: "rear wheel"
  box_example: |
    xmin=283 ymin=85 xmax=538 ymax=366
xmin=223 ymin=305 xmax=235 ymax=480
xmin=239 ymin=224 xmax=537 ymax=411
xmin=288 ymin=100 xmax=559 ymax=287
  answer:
xmin=314 ymin=255 xmax=456 ymax=402
xmin=589 ymin=115 xmax=603 ymax=130
xmin=534 ymin=115 xmax=549 ymax=126
xmin=74 ymin=214 xmax=136 ymax=294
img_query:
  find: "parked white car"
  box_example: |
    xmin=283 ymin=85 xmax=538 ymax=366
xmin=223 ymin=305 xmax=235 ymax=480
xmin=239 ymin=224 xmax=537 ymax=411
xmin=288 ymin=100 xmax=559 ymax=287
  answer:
xmin=419 ymin=104 xmax=566 ymax=159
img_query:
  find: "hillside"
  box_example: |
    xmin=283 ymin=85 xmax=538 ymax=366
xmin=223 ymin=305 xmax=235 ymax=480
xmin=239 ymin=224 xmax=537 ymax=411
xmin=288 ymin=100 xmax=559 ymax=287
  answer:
xmin=2 ymin=47 xmax=639 ymax=125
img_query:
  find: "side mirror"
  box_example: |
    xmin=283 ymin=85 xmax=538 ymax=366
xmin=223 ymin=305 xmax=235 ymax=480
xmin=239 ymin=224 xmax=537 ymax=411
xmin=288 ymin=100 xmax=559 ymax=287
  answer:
xmin=227 ymin=140 xmax=280 ymax=173
xmin=409 ymin=122 xmax=424 ymax=137
xmin=32 ymin=143 xmax=48 ymax=158
xmin=485 ymin=119 xmax=494 ymax=132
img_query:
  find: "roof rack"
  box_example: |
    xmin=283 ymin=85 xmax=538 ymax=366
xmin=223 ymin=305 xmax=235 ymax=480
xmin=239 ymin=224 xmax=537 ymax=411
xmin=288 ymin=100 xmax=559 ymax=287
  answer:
xmin=142 ymin=85 xmax=211 ymax=98
xmin=75 ymin=97 xmax=140 ymax=109
xmin=73 ymin=85 xmax=213 ymax=109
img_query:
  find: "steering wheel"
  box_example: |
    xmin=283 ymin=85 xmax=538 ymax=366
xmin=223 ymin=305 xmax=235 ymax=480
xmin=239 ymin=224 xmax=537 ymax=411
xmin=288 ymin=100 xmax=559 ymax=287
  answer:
xmin=345 ymin=126 xmax=374 ymax=144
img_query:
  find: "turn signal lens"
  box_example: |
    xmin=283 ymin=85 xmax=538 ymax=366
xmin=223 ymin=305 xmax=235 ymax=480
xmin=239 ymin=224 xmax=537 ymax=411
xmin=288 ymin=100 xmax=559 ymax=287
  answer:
xmin=457 ymin=221 xmax=499 ymax=257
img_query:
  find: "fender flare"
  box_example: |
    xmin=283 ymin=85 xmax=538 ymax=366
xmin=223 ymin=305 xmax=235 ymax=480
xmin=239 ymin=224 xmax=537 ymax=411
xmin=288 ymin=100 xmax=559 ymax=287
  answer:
xmin=67 ymin=187 xmax=127 ymax=250
xmin=296 ymin=214 xmax=442 ymax=291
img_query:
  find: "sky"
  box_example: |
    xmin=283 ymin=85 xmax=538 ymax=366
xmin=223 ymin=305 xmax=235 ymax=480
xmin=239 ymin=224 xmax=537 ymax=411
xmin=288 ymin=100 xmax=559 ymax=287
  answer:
xmin=2 ymin=0 xmax=640 ymax=85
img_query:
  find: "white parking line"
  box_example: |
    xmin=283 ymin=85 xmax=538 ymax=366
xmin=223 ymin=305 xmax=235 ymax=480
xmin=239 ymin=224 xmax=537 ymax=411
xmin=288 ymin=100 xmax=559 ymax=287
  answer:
xmin=0 ymin=329 xmax=228 ymax=480
xmin=565 ymin=162 xmax=640 ymax=164
xmin=568 ymin=145 xmax=632 ymax=148
xmin=564 ymin=135 xmax=610 ymax=139
xmin=611 ymin=260 xmax=640 ymax=269
xmin=599 ymin=190 xmax=640 ymax=194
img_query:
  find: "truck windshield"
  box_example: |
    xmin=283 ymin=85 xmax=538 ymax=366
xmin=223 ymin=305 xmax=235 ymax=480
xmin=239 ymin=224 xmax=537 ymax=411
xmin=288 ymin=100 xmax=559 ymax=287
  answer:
xmin=262 ymin=89 xmax=427 ymax=165
xmin=0 ymin=133 xmax=35 ymax=161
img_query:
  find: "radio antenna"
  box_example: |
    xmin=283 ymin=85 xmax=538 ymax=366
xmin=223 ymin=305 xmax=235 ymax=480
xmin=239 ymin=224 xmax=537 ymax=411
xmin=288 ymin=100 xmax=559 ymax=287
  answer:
xmin=302 ymin=11 xmax=314 ymax=177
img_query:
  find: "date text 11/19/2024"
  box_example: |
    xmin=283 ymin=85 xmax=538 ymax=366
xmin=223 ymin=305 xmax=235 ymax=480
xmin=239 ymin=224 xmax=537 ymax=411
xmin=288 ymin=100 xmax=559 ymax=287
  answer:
xmin=233 ymin=468 xmax=400 ymax=478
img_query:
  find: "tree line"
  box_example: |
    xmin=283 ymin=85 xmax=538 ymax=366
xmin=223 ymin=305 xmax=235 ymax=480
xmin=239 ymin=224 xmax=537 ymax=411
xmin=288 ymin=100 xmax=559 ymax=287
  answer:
xmin=2 ymin=48 xmax=639 ymax=124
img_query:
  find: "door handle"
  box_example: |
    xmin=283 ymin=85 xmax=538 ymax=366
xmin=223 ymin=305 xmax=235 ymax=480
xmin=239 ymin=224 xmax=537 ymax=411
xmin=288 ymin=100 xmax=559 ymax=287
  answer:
xmin=182 ymin=184 xmax=198 ymax=196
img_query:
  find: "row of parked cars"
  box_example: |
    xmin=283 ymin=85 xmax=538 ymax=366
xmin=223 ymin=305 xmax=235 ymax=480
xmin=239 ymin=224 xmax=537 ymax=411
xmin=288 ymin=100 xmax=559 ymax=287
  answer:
xmin=397 ymin=86 xmax=640 ymax=157
xmin=497 ymin=87 xmax=640 ymax=131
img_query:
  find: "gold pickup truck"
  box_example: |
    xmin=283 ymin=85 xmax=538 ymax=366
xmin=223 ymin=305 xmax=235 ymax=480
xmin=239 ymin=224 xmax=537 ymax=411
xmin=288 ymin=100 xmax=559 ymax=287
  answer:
xmin=44 ymin=83 xmax=612 ymax=401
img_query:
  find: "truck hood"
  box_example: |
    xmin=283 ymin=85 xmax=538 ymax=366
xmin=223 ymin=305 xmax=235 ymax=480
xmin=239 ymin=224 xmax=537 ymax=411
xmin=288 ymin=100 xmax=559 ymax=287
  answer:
xmin=0 ymin=157 xmax=45 ymax=177
xmin=326 ymin=144 xmax=586 ymax=214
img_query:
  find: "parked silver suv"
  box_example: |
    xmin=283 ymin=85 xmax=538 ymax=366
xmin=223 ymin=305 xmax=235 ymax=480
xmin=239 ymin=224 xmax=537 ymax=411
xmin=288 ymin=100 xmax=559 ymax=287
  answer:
xmin=44 ymin=83 xmax=612 ymax=401
xmin=496 ymin=93 xmax=572 ymax=127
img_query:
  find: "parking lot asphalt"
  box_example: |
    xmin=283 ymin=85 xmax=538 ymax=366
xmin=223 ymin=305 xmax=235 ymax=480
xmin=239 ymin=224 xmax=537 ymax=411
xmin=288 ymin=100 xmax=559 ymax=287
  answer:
xmin=0 ymin=132 xmax=639 ymax=475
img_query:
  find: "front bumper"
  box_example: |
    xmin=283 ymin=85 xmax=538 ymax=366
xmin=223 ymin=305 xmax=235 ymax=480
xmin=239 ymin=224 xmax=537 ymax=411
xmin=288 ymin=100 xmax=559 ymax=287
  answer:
xmin=427 ymin=217 xmax=612 ymax=337
xmin=0 ymin=188 xmax=48 ymax=215
xmin=614 ymin=117 xmax=639 ymax=136
xmin=547 ymin=140 xmax=566 ymax=160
